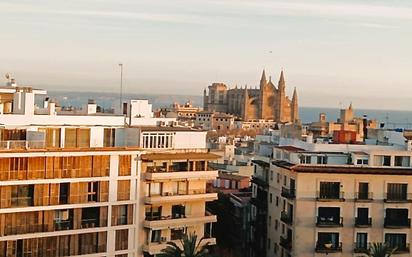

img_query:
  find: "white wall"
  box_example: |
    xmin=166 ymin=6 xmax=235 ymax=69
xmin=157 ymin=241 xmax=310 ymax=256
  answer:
xmin=174 ymin=131 xmax=207 ymax=149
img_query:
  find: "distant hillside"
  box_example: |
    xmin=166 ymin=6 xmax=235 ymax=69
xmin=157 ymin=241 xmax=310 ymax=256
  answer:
xmin=45 ymin=91 xmax=203 ymax=109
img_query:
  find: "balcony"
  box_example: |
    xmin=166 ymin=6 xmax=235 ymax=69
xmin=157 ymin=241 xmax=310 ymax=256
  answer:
xmin=316 ymin=191 xmax=345 ymax=202
xmin=144 ymin=170 xmax=218 ymax=181
xmin=353 ymin=243 xmax=369 ymax=253
xmin=384 ymin=193 xmax=412 ymax=203
xmin=315 ymin=242 xmax=342 ymax=253
xmin=384 ymin=218 xmax=411 ymax=228
xmin=143 ymin=237 xmax=216 ymax=255
xmin=355 ymin=217 xmax=372 ymax=227
xmin=281 ymin=187 xmax=296 ymax=200
xmin=54 ymin=220 xmax=73 ymax=231
xmin=316 ymin=216 xmax=343 ymax=227
xmin=355 ymin=192 xmax=373 ymax=202
xmin=145 ymin=192 xmax=218 ymax=204
xmin=279 ymin=236 xmax=292 ymax=251
xmin=280 ymin=211 xmax=293 ymax=225
xmin=143 ymin=215 xmax=217 ymax=229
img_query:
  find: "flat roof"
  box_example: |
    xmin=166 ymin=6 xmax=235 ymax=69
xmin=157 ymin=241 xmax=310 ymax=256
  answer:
xmin=275 ymin=146 xmax=305 ymax=152
xmin=273 ymin=160 xmax=412 ymax=175
xmin=0 ymin=146 xmax=142 ymax=154
xmin=135 ymin=126 xmax=204 ymax=132
xmin=218 ymin=172 xmax=249 ymax=181
xmin=141 ymin=152 xmax=220 ymax=161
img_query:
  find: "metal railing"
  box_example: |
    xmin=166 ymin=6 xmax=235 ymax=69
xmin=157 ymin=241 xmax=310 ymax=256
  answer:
xmin=316 ymin=216 xmax=343 ymax=227
xmin=384 ymin=218 xmax=411 ymax=228
xmin=384 ymin=193 xmax=412 ymax=203
xmin=281 ymin=211 xmax=293 ymax=225
xmin=353 ymin=242 xmax=370 ymax=253
xmin=355 ymin=192 xmax=373 ymax=201
xmin=280 ymin=236 xmax=292 ymax=250
xmin=316 ymin=191 xmax=345 ymax=201
xmin=0 ymin=140 xmax=45 ymax=150
xmin=315 ymin=242 xmax=342 ymax=252
xmin=355 ymin=217 xmax=372 ymax=227
xmin=281 ymin=187 xmax=296 ymax=200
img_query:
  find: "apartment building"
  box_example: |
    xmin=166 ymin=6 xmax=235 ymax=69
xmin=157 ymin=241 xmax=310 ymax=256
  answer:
xmin=262 ymin=135 xmax=412 ymax=257
xmin=0 ymin=80 xmax=218 ymax=257
xmin=269 ymin=162 xmax=412 ymax=257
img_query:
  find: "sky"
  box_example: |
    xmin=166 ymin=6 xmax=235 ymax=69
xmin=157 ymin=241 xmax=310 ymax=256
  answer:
xmin=0 ymin=0 xmax=412 ymax=110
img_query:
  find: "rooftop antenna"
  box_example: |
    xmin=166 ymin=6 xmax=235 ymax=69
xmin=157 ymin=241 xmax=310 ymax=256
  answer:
xmin=119 ymin=63 xmax=123 ymax=114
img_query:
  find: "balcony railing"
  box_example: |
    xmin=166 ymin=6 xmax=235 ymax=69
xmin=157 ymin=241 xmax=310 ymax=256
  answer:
xmin=315 ymin=242 xmax=342 ymax=253
xmin=355 ymin=192 xmax=373 ymax=201
xmin=280 ymin=211 xmax=293 ymax=225
xmin=81 ymin=218 xmax=99 ymax=228
xmin=355 ymin=217 xmax=372 ymax=227
xmin=0 ymin=140 xmax=45 ymax=150
xmin=354 ymin=243 xmax=370 ymax=253
xmin=55 ymin=220 xmax=73 ymax=231
xmin=384 ymin=218 xmax=411 ymax=228
xmin=393 ymin=244 xmax=410 ymax=254
xmin=316 ymin=191 xmax=345 ymax=201
xmin=281 ymin=187 xmax=296 ymax=200
xmin=316 ymin=216 xmax=343 ymax=227
xmin=384 ymin=193 xmax=412 ymax=203
xmin=280 ymin=236 xmax=292 ymax=251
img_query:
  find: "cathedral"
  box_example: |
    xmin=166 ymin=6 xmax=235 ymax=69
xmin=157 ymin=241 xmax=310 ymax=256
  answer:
xmin=203 ymin=70 xmax=299 ymax=123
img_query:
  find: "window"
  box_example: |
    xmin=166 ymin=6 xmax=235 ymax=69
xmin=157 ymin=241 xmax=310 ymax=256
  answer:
xmin=148 ymin=182 xmax=162 ymax=196
xmin=356 ymin=208 xmax=370 ymax=226
xmin=87 ymin=182 xmax=99 ymax=202
xmin=317 ymin=155 xmax=328 ymax=164
xmin=270 ymin=170 xmax=273 ymax=180
xmin=276 ymin=196 xmax=279 ymax=206
xmin=387 ymin=183 xmax=407 ymax=201
xmin=275 ymin=219 xmax=278 ymax=230
xmin=383 ymin=156 xmax=391 ymax=166
xmin=151 ymin=230 xmax=161 ymax=243
xmin=55 ymin=209 xmax=73 ymax=230
xmin=357 ymin=182 xmax=370 ymax=200
xmin=317 ymin=207 xmax=341 ymax=226
xmin=385 ymin=233 xmax=407 ymax=251
xmin=317 ymin=232 xmax=340 ymax=250
xmin=283 ymin=175 xmax=287 ymax=186
xmin=319 ymin=182 xmax=341 ymax=199
xmin=59 ymin=183 xmax=69 ymax=204
xmin=171 ymin=228 xmax=185 ymax=240
xmin=118 ymin=205 xmax=128 ymax=225
xmin=268 ymin=216 xmax=271 ymax=226
xmin=270 ymin=193 xmax=272 ymax=203
xmin=277 ymin=173 xmax=280 ymax=183
xmin=395 ymin=156 xmax=410 ymax=167
xmin=385 ymin=208 xmax=409 ymax=227
xmin=356 ymin=233 xmax=368 ymax=250
xmin=11 ymin=185 xmax=34 ymax=207
xmin=300 ymin=155 xmax=311 ymax=164
xmin=145 ymin=206 xmax=161 ymax=221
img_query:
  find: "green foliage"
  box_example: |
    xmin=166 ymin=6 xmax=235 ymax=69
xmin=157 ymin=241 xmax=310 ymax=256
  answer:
xmin=368 ymin=242 xmax=396 ymax=257
xmin=159 ymin=233 xmax=211 ymax=257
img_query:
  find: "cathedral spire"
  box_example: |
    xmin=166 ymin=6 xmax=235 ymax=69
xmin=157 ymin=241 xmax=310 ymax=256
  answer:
xmin=278 ymin=70 xmax=285 ymax=91
xmin=260 ymin=69 xmax=267 ymax=87
xmin=292 ymin=87 xmax=298 ymax=101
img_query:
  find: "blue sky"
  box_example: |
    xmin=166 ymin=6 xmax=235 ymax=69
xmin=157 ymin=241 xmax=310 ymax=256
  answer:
xmin=1 ymin=0 xmax=412 ymax=109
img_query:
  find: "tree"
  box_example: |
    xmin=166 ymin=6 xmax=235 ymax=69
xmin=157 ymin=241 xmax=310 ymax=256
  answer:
xmin=159 ymin=233 xmax=212 ymax=257
xmin=368 ymin=242 xmax=396 ymax=257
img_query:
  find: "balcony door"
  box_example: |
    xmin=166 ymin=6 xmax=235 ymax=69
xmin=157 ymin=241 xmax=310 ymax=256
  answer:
xmin=318 ymin=232 xmax=339 ymax=248
xmin=357 ymin=208 xmax=369 ymax=224
xmin=319 ymin=182 xmax=340 ymax=199
xmin=358 ymin=182 xmax=369 ymax=199
xmin=385 ymin=233 xmax=406 ymax=250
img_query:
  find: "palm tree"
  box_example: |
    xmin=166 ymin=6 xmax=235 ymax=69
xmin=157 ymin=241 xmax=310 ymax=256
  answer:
xmin=159 ymin=233 xmax=211 ymax=257
xmin=368 ymin=242 xmax=396 ymax=257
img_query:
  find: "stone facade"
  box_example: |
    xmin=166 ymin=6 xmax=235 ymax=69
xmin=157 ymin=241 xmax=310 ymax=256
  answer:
xmin=203 ymin=70 xmax=299 ymax=123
